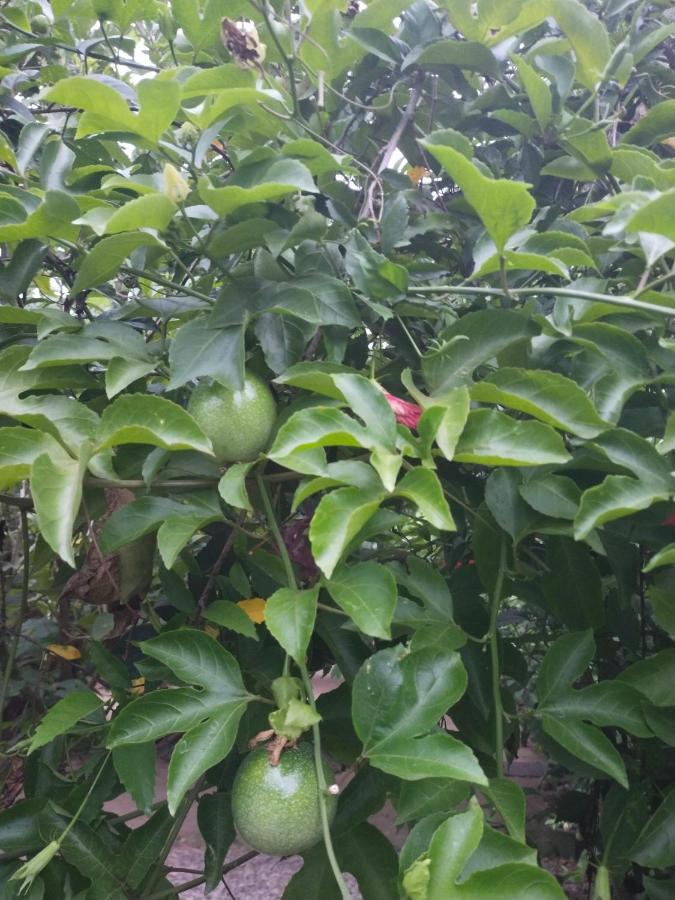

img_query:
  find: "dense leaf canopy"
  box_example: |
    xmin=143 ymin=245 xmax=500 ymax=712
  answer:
xmin=1 ymin=1 xmax=675 ymax=897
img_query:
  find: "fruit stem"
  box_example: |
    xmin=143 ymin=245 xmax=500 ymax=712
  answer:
xmin=300 ymin=664 xmax=351 ymax=900
xmin=255 ymin=472 xmax=297 ymax=591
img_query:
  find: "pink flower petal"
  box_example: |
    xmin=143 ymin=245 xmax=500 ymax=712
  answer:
xmin=383 ymin=392 xmax=422 ymax=430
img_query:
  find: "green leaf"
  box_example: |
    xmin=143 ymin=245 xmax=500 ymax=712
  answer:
xmin=519 ymin=474 xmax=581 ymax=520
xmin=309 ymin=486 xmax=385 ymax=578
xmin=71 ymin=233 xmax=164 ymax=293
xmin=269 ymin=406 xmax=372 ymax=461
xmin=156 ymin=498 xmax=223 ymax=569
xmin=421 ymin=310 xmax=538 ymax=393
xmin=422 ymin=143 xmax=535 ymax=252
xmin=265 ymin=586 xmax=318 ymax=665
xmin=40 ymin=811 xmax=126 ymax=897
xmin=122 ymin=807 xmax=173 ymax=891
xmin=622 ymin=100 xmax=675 ymax=147
xmin=275 ymin=361 xmax=360 ymax=399
xmin=426 ymin=799 xmax=484 ymax=895
xmin=542 ymin=682 xmax=652 ymax=738
xmin=483 ymin=778 xmax=526 ymax=843
xmin=513 ymin=56 xmax=552 ymax=131
xmin=574 ymin=476 xmax=672 ymax=541
xmin=643 ymin=543 xmax=675 ymax=573
xmin=29 ymin=690 xmax=102 ymax=753
xmin=167 ymin=319 xmax=245 ymax=392
xmin=352 ymin=646 xmax=485 ymax=784
xmin=456 ymin=863 xmax=565 ymax=898
xmin=627 ymin=188 xmax=675 ymax=243
xmin=32 ymin=449 xmax=89 ymax=567
xmin=107 ymin=629 xmax=249 ymax=813
xmin=326 ymin=562 xmax=397 ymax=639
xmin=0 ymin=189 xmax=79 ymax=242
xmin=471 ymin=368 xmax=608 ymax=438
xmin=542 ymin=538 xmax=605 ymax=630
xmin=0 ymin=427 xmax=68 ymax=490
xmin=332 ymin=373 xmax=397 ymax=449
xmin=198 ymin=159 xmax=316 ymax=217
xmin=112 ymin=743 xmax=155 ymax=815
xmin=485 ymin=469 xmax=545 ymax=542
xmin=203 ymin=600 xmax=258 ymax=640
xmin=198 ymin=794 xmax=236 ymax=893
xmin=395 ymin=467 xmax=456 ymax=531
xmin=617 ymin=649 xmax=675 ymax=707
xmin=454 ymin=410 xmax=571 ymax=466
xmin=0 ymin=798 xmax=44 ymax=854
xmin=269 ymin=699 xmax=322 ymax=741
xmin=396 ymin=779 xmax=470 ymax=825
xmin=404 ymin=39 xmax=500 ymax=75
xmin=218 ymin=462 xmax=254 ymax=512
xmin=629 ymin=787 xmax=675 ymax=868
xmin=168 ymin=699 xmax=248 ymax=815
xmin=99 ymin=496 xmax=178 ymax=553
xmin=105 ymin=357 xmax=156 ymax=398
xmin=430 ymin=387 xmax=471 ymax=461
xmin=104 ymin=193 xmax=176 ymax=235
xmin=542 ymin=715 xmax=628 ymax=787
xmin=549 ymin=0 xmax=611 ymax=90
xmin=537 ymin=630 xmax=595 ymax=705
xmin=96 ymin=394 xmax=214 ymax=455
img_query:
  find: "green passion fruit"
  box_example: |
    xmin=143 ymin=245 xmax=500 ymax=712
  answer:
xmin=231 ymin=743 xmax=337 ymax=856
xmin=187 ymin=372 xmax=276 ymax=464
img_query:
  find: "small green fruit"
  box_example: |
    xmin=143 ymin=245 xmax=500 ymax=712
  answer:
xmin=231 ymin=743 xmax=337 ymax=856
xmin=30 ymin=14 xmax=50 ymax=34
xmin=187 ymin=372 xmax=276 ymax=464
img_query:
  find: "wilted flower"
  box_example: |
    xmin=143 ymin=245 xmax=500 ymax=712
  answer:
xmin=383 ymin=392 xmax=422 ymax=430
xmin=221 ymin=18 xmax=266 ymax=69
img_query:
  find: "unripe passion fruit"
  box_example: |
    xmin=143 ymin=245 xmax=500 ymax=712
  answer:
xmin=231 ymin=743 xmax=337 ymax=856
xmin=187 ymin=372 xmax=276 ymax=464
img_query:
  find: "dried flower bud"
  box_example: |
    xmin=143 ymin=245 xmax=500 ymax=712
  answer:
xmin=221 ymin=18 xmax=266 ymax=69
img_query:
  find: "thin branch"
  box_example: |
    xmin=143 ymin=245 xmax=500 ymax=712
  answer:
xmin=143 ymin=851 xmax=258 ymax=900
xmin=197 ymin=529 xmax=236 ymax=610
xmin=410 ymin=284 xmax=675 ymax=317
xmin=359 ymin=84 xmax=422 ymax=221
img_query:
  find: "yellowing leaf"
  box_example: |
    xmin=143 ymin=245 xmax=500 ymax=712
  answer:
xmin=130 ymin=676 xmax=145 ymax=695
xmin=47 ymin=644 xmax=81 ymax=660
xmin=204 ymin=624 xmax=220 ymax=639
xmin=237 ymin=597 xmax=266 ymax=624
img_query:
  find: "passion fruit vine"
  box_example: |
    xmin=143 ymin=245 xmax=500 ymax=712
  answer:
xmin=187 ymin=371 xmax=276 ymax=464
xmin=231 ymin=743 xmax=337 ymax=856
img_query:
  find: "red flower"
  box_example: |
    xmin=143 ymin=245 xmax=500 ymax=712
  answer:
xmin=383 ymin=392 xmax=423 ymax=430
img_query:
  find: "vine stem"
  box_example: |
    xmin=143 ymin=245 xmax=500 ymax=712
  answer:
xmin=299 ymin=664 xmax=351 ymax=900
xmin=489 ymin=540 xmax=508 ymax=778
xmin=410 ymin=284 xmax=674 ymax=317
xmin=60 ymin=751 xmax=112 ymax=843
xmin=256 ymin=475 xmax=349 ymax=896
xmin=144 ymin=781 xmax=203 ymax=894
xmin=255 ymin=472 xmax=297 ymax=590
xmin=0 ymin=508 xmax=30 ymax=720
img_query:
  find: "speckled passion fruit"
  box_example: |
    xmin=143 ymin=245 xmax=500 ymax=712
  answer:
xmin=231 ymin=744 xmax=337 ymax=856
xmin=187 ymin=372 xmax=276 ymax=464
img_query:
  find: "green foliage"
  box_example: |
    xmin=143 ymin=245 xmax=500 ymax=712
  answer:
xmin=1 ymin=1 xmax=675 ymax=897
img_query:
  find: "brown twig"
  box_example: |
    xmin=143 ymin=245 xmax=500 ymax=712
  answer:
xmin=197 ymin=530 xmax=236 ymax=610
xmin=358 ymin=84 xmax=422 ymax=221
